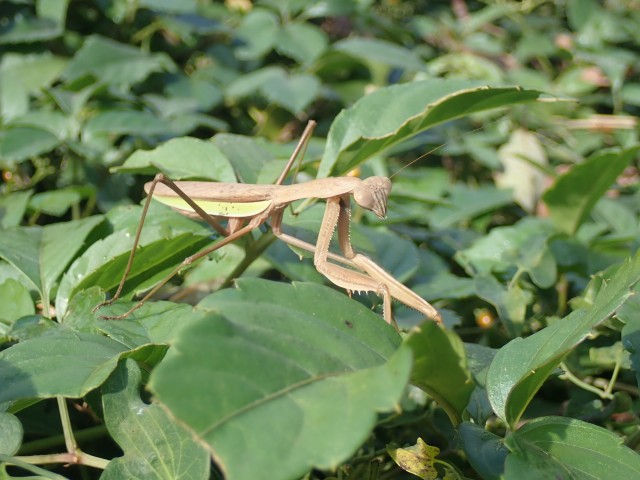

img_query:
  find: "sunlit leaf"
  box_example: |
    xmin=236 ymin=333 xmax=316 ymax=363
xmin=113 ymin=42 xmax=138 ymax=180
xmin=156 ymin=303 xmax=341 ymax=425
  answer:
xmin=151 ymin=279 xmax=410 ymax=480
xmin=487 ymin=252 xmax=640 ymax=427
xmin=102 ymin=359 xmax=210 ymax=480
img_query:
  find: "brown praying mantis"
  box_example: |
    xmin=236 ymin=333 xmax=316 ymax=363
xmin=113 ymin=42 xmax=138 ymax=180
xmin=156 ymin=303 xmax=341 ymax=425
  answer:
xmin=93 ymin=120 xmax=442 ymax=326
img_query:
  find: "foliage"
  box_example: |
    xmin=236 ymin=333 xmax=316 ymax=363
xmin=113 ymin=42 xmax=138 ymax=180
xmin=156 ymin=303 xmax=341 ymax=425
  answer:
xmin=1 ymin=1 xmax=640 ymax=479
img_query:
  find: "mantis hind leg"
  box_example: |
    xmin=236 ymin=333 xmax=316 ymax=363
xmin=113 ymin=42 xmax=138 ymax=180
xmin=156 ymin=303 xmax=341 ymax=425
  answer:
xmin=93 ymin=173 xmax=257 ymax=318
xmin=96 ymin=213 xmax=268 ymax=320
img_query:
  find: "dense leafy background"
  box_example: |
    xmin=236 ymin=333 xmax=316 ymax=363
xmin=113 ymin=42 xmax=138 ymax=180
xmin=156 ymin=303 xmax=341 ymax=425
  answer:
xmin=1 ymin=1 xmax=640 ymax=479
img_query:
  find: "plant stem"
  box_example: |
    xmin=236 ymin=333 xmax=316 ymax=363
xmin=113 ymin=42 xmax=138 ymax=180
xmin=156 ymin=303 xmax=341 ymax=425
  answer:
xmin=559 ymin=362 xmax=613 ymax=400
xmin=57 ymin=397 xmax=78 ymax=453
xmin=19 ymin=425 xmax=108 ymax=455
xmin=15 ymin=452 xmax=109 ymax=469
xmin=221 ymin=230 xmax=277 ymax=289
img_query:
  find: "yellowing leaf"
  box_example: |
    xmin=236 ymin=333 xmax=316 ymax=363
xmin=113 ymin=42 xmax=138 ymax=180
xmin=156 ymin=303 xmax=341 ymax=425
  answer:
xmin=387 ymin=438 xmax=440 ymax=480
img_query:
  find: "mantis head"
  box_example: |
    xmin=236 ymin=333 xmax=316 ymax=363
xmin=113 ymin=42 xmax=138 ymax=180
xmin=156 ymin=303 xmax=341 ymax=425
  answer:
xmin=353 ymin=177 xmax=392 ymax=219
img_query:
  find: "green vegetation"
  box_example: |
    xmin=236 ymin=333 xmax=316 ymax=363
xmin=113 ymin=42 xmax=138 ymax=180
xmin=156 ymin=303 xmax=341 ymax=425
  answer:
xmin=1 ymin=1 xmax=640 ymax=479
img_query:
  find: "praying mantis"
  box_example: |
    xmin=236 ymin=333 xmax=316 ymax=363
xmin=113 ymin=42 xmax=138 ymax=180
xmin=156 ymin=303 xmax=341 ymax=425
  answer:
xmin=94 ymin=120 xmax=441 ymax=326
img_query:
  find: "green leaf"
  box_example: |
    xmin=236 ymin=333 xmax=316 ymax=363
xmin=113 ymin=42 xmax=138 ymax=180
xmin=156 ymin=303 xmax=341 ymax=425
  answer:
xmin=115 ymin=136 xmax=237 ymax=181
xmin=504 ymin=417 xmax=640 ymax=479
xmin=83 ymin=110 xmax=173 ymax=141
xmin=458 ymin=422 xmax=508 ymax=480
xmin=138 ymin=0 xmax=197 ymax=14
xmin=0 ymin=279 xmax=34 ymax=323
xmin=62 ymin=35 xmax=174 ymax=87
xmin=0 ymin=127 xmax=61 ymax=167
xmin=0 ymin=216 xmax=104 ymax=310
xmin=319 ymin=81 xmax=551 ymax=177
xmin=589 ymin=342 xmax=631 ymax=369
xmin=8 ymin=111 xmax=70 ymax=139
xmin=474 ymin=275 xmax=532 ymax=336
xmin=96 ymin=301 xmax=209 ymax=349
xmin=0 ymin=227 xmax=44 ymax=297
xmin=542 ymin=146 xmax=639 ymax=234
xmin=620 ymin=292 xmax=640 ymax=386
xmin=150 ymin=279 xmax=410 ymax=480
xmin=28 ymin=186 xmax=94 ymax=217
xmin=486 ymin=252 xmax=640 ymax=427
xmin=0 ymin=190 xmax=33 ymax=228
xmin=0 ymin=332 xmax=128 ymax=403
xmin=226 ymin=66 xmax=321 ymax=114
xmin=235 ymin=9 xmax=279 ymax=60
xmin=0 ymin=14 xmax=61 ymax=45
xmin=334 ymin=37 xmax=426 ymax=71
xmin=428 ymin=184 xmax=513 ymax=229
xmin=456 ymin=218 xmax=557 ymax=286
xmin=212 ymin=133 xmax=277 ymax=184
xmin=275 ymin=22 xmax=329 ymax=64
xmin=55 ymin=203 xmax=211 ymax=317
xmin=0 ymin=53 xmax=66 ymax=120
xmin=406 ymin=320 xmax=474 ymax=425
xmin=101 ymin=359 xmax=210 ymax=480
xmin=0 ymin=413 xmax=22 ymax=455
xmin=264 ymin=72 xmax=321 ymax=114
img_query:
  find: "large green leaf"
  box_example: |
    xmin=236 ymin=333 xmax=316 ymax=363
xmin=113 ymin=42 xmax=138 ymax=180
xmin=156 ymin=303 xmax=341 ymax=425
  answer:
xmin=101 ymin=359 xmax=210 ymax=480
xmin=28 ymin=186 xmax=94 ymax=217
xmin=0 ymin=53 xmax=66 ymax=120
xmin=406 ymin=320 xmax=474 ymax=425
xmin=504 ymin=417 xmax=640 ymax=479
xmin=0 ymin=279 xmax=34 ymax=324
xmin=542 ymin=146 xmax=639 ymax=234
xmin=0 ymin=127 xmax=61 ymax=166
xmin=226 ymin=66 xmax=321 ymax=114
xmin=458 ymin=422 xmax=508 ymax=480
xmin=474 ymin=275 xmax=532 ymax=337
xmin=275 ymin=22 xmax=329 ymax=65
xmin=456 ymin=217 xmax=557 ymax=287
xmin=333 ymin=37 xmax=426 ymax=71
xmin=62 ymin=35 xmax=174 ymax=87
xmin=234 ymin=9 xmax=279 ymax=60
xmin=115 ymin=136 xmax=237 ymax=181
xmin=428 ymin=184 xmax=514 ymax=229
xmin=150 ymin=279 xmax=411 ymax=480
xmin=55 ymin=203 xmax=211 ymax=317
xmin=318 ymin=81 xmax=551 ymax=177
xmin=486 ymin=251 xmax=640 ymax=427
xmin=0 ymin=216 xmax=103 ymax=310
xmin=96 ymin=301 xmax=209 ymax=349
xmin=0 ymin=331 xmax=128 ymax=403
xmin=0 ymin=190 xmax=32 ymax=228
xmin=82 ymin=110 xmax=173 ymax=141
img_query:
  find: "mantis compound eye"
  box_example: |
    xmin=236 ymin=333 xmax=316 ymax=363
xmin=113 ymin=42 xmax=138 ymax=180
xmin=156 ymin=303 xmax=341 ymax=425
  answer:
xmin=353 ymin=177 xmax=392 ymax=219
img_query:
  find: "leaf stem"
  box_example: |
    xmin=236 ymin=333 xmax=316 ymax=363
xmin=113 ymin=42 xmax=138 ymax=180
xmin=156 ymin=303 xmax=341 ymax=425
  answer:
xmin=559 ymin=362 xmax=613 ymax=400
xmin=14 ymin=452 xmax=109 ymax=470
xmin=57 ymin=397 xmax=78 ymax=453
xmin=604 ymin=349 xmax=624 ymax=397
xmin=220 ymin=230 xmax=277 ymax=289
xmin=19 ymin=425 xmax=109 ymax=455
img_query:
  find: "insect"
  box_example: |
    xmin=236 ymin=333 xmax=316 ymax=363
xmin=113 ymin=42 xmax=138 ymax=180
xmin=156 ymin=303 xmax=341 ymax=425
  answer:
xmin=94 ymin=121 xmax=441 ymax=326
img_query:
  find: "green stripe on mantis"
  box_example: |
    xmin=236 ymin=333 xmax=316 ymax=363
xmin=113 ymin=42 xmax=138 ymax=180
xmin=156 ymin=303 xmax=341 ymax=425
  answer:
xmin=153 ymin=195 xmax=272 ymax=218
